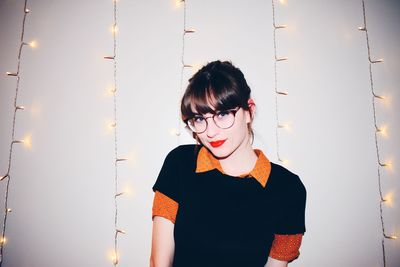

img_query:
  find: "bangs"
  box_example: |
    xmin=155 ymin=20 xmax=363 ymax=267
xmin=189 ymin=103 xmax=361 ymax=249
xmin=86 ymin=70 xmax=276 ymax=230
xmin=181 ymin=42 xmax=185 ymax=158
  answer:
xmin=181 ymin=75 xmax=242 ymax=120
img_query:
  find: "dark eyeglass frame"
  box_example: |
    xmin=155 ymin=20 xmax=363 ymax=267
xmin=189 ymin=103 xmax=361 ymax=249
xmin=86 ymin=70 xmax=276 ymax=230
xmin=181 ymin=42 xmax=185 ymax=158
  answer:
xmin=184 ymin=107 xmax=241 ymax=134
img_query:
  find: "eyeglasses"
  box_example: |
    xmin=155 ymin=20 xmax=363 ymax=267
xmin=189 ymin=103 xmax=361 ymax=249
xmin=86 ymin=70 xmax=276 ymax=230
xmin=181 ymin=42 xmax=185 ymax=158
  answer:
xmin=185 ymin=108 xmax=240 ymax=134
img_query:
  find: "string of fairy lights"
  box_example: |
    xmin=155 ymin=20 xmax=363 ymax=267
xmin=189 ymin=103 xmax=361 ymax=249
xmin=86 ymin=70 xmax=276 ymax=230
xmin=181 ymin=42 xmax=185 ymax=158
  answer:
xmin=0 ymin=0 xmax=36 ymax=265
xmin=174 ymin=0 xmax=195 ymax=144
xmin=271 ymin=0 xmax=289 ymax=164
xmin=103 ymin=0 xmax=127 ymax=265
xmin=358 ymin=1 xmax=397 ymax=266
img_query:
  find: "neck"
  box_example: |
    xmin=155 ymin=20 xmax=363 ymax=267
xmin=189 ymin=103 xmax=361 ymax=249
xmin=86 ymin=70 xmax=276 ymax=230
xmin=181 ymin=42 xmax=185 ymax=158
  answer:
xmin=218 ymin=135 xmax=257 ymax=176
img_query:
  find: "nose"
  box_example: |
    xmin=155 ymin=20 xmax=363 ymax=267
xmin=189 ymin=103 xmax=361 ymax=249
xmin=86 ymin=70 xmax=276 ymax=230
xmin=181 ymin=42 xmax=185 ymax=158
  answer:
xmin=205 ymin=117 xmax=219 ymax=138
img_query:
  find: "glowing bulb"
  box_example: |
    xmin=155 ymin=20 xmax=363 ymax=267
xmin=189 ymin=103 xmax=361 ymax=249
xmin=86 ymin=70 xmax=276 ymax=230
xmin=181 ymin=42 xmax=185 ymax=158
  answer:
xmin=22 ymin=134 xmax=32 ymax=149
xmin=109 ymin=122 xmax=116 ymax=129
xmin=377 ymin=125 xmax=388 ymax=138
xmin=111 ymin=25 xmax=119 ymax=34
xmin=276 ymin=57 xmax=288 ymax=61
xmin=173 ymin=0 xmax=184 ymax=8
xmin=25 ymin=8 xmax=30 ymax=13
xmin=386 ymin=235 xmax=398 ymax=240
xmin=0 ymin=237 xmax=7 ymax=244
xmin=275 ymin=25 xmax=287 ymax=29
xmin=277 ymin=91 xmax=288 ymax=95
xmin=122 ymin=184 xmax=135 ymax=197
xmin=108 ymin=87 xmax=117 ymax=95
xmin=110 ymin=252 xmax=118 ymax=265
xmin=6 ymin=72 xmax=18 ymax=76
xmin=383 ymin=192 xmax=394 ymax=207
xmin=184 ymin=29 xmax=196 ymax=33
xmin=370 ymin=58 xmax=383 ymax=63
xmin=278 ymin=123 xmax=290 ymax=129
xmin=358 ymin=26 xmax=366 ymax=31
xmin=16 ymin=105 xmax=25 ymax=110
xmin=116 ymin=229 xmax=126 ymax=234
xmin=29 ymin=40 xmax=37 ymax=48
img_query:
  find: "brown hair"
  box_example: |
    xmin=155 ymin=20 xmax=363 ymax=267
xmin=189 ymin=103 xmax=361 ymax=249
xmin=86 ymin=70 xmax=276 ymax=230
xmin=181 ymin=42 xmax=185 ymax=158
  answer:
xmin=180 ymin=60 xmax=254 ymax=142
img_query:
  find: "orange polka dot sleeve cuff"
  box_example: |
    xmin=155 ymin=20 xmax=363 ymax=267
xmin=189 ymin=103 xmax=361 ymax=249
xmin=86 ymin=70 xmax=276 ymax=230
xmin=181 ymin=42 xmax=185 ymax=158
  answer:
xmin=269 ymin=234 xmax=303 ymax=262
xmin=152 ymin=190 xmax=179 ymax=224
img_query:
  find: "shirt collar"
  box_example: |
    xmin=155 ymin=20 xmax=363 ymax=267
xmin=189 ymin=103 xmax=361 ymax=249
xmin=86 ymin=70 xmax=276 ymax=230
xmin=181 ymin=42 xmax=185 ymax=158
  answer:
xmin=195 ymin=146 xmax=271 ymax=188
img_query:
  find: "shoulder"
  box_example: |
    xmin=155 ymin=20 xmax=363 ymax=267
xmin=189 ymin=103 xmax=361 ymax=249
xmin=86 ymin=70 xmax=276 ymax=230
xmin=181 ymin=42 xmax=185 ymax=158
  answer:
xmin=166 ymin=144 xmax=198 ymax=158
xmin=163 ymin=144 xmax=199 ymax=167
xmin=269 ymin=162 xmax=306 ymax=196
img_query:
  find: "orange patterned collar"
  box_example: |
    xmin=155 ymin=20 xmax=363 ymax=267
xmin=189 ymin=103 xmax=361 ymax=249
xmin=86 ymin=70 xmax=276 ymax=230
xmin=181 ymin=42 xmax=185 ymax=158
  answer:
xmin=195 ymin=146 xmax=271 ymax=188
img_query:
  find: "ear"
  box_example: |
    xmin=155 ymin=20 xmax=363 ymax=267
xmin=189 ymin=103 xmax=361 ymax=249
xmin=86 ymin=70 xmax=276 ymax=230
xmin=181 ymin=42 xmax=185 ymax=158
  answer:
xmin=246 ymin=98 xmax=256 ymax=122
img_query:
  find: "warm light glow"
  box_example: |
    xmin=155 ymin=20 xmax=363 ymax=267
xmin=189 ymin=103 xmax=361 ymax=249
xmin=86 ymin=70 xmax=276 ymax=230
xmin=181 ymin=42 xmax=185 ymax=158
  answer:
xmin=278 ymin=123 xmax=290 ymax=130
xmin=282 ymin=159 xmax=290 ymax=166
xmin=122 ymin=184 xmax=135 ymax=197
xmin=126 ymin=150 xmax=139 ymax=168
xmin=22 ymin=134 xmax=32 ymax=149
xmin=377 ymin=125 xmax=388 ymax=138
xmin=109 ymin=122 xmax=117 ymax=129
xmin=29 ymin=40 xmax=37 ymax=48
xmin=0 ymin=175 xmax=7 ymax=181
xmin=111 ymin=25 xmax=119 ymax=34
xmin=184 ymin=28 xmax=196 ymax=33
xmin=0 ymin=237 xmax=7 ymax=244
xmin=6 ymin=208 xmax=12 ymax=213
xmin=384 ymin=160 xmax=394 ymax=171
xmin=109 ymin=86 xmax=116 ymax=95
xmin=172 ymin=0 xmax=184 ymax=9
xmin=358 ymin=26 xmax=366 ymax=31
xmin=387 ymin=235 xmax=398 ymax=240
xmin=25 ymin=8 xmax=30 ymax=13
xmin=30 ymin=102 xmax=42 ymax=119
xmin=191 ymin=63 xmax=203 ymax=73
xmin=383 ymin=192 xmax=394 ymax=207
xmin=279 ymin=0 xmax=288 ymax=5
xmin=108 ymin=250 xmax=119 ymax=265
xmin=105 ymin=120 xmax=115 ymax=134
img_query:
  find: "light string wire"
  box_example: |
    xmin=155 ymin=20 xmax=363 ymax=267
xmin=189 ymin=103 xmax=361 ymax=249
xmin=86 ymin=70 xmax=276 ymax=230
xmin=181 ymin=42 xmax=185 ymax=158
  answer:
xmin=358 ymin=1 xmax=397 ymax=266
xmin=176 ymin=0 xmax=195 ymax=144
xmin=271 ymin=0 xmax=289 ymax=163
xmin=0 ymin=0 xmax=32 ymax=265
xmin=104 ymin=0 xmax=126 ymax=265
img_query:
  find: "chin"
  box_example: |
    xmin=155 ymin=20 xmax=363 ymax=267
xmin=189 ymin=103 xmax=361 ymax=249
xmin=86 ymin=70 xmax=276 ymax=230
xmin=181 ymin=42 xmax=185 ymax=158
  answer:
xmin=207 ymin=146 xmax=232 ymax=159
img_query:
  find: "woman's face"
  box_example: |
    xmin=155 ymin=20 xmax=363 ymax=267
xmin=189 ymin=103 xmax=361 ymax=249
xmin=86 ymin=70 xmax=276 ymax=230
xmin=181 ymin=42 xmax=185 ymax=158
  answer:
xmin=195 ymin=106 xmax=252 ymax=159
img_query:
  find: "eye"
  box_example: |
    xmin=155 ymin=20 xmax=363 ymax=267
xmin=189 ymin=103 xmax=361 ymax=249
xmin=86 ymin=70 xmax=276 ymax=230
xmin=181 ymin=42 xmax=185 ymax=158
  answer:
xmin=193 ymin=116 xmax=205 ymax=123
xmin=216 ymin=110 xmax=230 ymax=118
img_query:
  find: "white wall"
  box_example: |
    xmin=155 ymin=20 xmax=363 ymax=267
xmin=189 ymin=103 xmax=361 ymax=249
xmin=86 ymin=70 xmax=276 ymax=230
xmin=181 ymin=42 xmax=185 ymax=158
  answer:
xmin=0 ymin=0 xmax=399 ymax=266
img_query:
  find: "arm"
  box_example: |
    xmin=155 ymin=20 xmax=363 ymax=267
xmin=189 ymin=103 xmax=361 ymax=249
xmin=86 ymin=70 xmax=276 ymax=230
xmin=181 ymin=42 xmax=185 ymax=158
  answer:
xmin=265 ymin=257 xmax=288 ymax=267
xmin=150 ymin=216 xmax=175 ymax=267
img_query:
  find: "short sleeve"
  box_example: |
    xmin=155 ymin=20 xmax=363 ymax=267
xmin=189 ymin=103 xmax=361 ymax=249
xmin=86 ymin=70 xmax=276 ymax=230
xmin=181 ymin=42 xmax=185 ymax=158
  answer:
xmin=152 ymin=148 xmax=183 ymax=204
xmin=275 ymin=175 xmax=306 ymax=235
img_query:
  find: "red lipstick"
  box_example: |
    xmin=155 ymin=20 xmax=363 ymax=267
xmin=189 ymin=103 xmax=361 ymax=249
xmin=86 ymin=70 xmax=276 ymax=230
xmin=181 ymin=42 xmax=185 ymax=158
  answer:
xmin=210 ymin=140 xmax=226 ymax=148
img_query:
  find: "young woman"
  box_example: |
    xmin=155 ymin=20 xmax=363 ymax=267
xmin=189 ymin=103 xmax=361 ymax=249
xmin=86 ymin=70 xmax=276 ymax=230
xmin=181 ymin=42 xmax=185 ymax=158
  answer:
xmin=150 ymin=61 xmax=306 ymax=267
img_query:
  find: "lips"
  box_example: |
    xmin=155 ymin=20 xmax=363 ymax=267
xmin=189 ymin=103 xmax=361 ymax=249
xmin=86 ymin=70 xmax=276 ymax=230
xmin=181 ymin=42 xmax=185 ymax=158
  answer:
xmin=210 ymin=139 xmax=226 ymax=148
